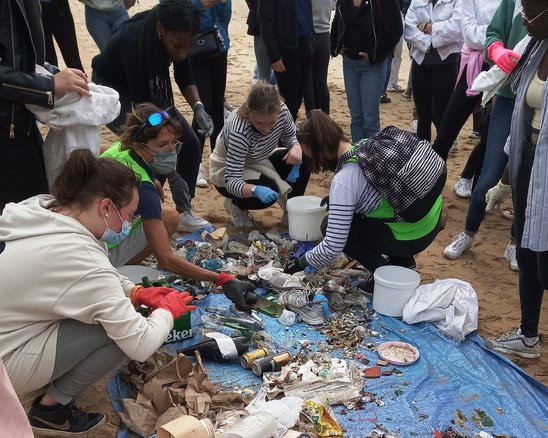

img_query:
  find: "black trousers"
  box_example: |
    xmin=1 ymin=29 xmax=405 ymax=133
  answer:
xmin=303 ymin=32 xmax=331 ymax=114
xmin=0 ymin=124 xmax=48 ymax=213
xmin=432 ymin=66 xmax=483 ymax=160
xmin=513 ymin=141 xmax=547 ymax=338
xmin=215 ymin=150 xmax=311 ymax=210
xmin=275 ymin=36 xmax=312 ymax=120
xmin=40 ymin=0 xmax=84 ymax=71
xmin=411 ymin=60 xmax=458 ymax=142
xmin=191 ymin=52 xmax=228 ymax=153
xmin=324 ymin=213 xmax=442 ymax=273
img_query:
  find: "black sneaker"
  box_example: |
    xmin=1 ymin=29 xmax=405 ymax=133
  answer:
xmin=28 ymin=396 xmax=106 ymax=436
xmin=380 ymin=94 xmax=391 ymax=104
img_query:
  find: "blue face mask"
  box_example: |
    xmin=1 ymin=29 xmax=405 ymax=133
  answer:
xmin=148 ymin=151 xmax=178 ymax=175
xmin=100 ymin=205 xmax=132 ymax=244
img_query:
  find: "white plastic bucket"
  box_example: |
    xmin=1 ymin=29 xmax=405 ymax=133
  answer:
xmin=372 ymin=266 xmax=420 ymax=317
xmin=286 ymin=195 xmax=326 ymax=241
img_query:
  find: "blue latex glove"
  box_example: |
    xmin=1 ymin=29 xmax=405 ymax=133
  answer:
xmin=252 ymin=185 xmax=279 ymax=204
xmin=286 ymin=163 xmax=301 ymax=183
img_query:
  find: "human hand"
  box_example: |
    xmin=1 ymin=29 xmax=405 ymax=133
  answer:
xmin=216 ymin=273 xmax=257 ymax=313
xmin=284 ymin=255 xmax=308 ymax=275
xmin=252 ymin=185 xmax=279 ymax=204
xmin=272 ymin=59 xmax=286 ymax=73
xmin=53 ymin=68 xmax=90 ymax=98
xmin=487 ymin=41 xmax=520 ymax=74
xmin=358 ymin=52 xmax=370 ymax=62
xmin=200 ymin=0 xmax=218 ymax=7
xmin=320 ymin=195 xmax=329 ymax=210
xmin=284 ymin=144 xmax=302 ymax=164
xmin=485 ymin=180 xmax=511 ymax=213
xmin=131 ymin=285 xmax=183 ymax=308
xmin=157 ymin=291 xmax=197 ymax=319
xmin=286 ymin=163 xmax=301 ymax=183
xmin=193 ymin=102 xmax=214 ymax=137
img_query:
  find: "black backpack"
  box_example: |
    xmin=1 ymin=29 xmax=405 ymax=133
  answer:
xmin=338 ymin=126 xmax=446 ymax=223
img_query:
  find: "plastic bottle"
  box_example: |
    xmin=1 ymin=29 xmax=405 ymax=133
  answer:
xmin=277 ymin=309 xmax=296 ymax=326
xmin=177 ymin=335 xmax=248 ymax=362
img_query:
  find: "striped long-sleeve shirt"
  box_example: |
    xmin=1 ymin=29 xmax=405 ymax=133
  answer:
xmin=219 ymin=103 xmax=297 ymax=197
xmin=305 ymin=162 xmax=382 ymax=269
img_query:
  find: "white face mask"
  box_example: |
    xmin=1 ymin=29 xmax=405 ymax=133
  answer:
xmin=99 ymin=204 xmax=132 ymax=244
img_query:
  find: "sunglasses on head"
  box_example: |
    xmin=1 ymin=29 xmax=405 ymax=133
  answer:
xmin=132 ymin=110 xmax=170 ymax=142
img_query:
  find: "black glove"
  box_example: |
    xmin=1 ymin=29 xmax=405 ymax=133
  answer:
xmin=219 ymin=275 xmax=256 ymax=313
xmin=320 ymin=195 xmax=329 ymax=210
xmin=193 ymin=102 xmax=214 ymax=137
xmin=168 ymin=174 xmax=191 ymax=212
xmin=284 ymin=255 xmax=308 ymax=275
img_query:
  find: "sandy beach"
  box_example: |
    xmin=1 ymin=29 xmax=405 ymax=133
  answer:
xmin=28 ymin=1 xmax=546 ymax=435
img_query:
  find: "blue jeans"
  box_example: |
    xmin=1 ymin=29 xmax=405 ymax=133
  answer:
xmin=465 ymin=95 xmax=515 ymax=232
xmin=343 ymin=55 xmax=387 ymax=141
xmin=85 ymin=4 xmax=129 ymax=52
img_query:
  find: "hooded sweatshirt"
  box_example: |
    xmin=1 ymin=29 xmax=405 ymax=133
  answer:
xmin=0 ymin=195 xmax=172 ymax=394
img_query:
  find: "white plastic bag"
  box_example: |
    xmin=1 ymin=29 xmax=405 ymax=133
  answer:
xmin=402 ymin=279 xmax=478 ymax=342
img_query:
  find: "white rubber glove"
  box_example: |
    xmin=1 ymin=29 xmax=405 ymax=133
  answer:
xmin=485 ymin=181 xmax=511 ymax=213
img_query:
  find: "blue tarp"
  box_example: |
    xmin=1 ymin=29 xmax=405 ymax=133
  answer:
xmin=107 ymin=293 xmax=548 ymax=438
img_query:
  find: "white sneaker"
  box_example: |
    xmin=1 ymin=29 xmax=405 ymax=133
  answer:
xmin=486 ymin=328 xmax=540 ymax=359
xmin=409 ymin=120 xmax=418 ymax=134
xmin=278 ymin=287 xmax=325 ymax=326
xmin=443 ymin=232 xmax=474 ymax=259
xmin=504 ymin=241 xmax=519 ymax=271
xmin=177 ymin=211 xmax=212 ymax=233
xmin=386 ymin=82 xmax=404 ymax=93
xmin=196 ymin=164 xmax=208 ymax=188
xmin=223 ymin=198 xmax=253 ymax=227
xmin=453 ymin=177 xmax=472 ymax=198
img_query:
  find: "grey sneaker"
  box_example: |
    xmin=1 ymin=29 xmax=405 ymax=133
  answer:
xmin=453 ymin=177 xmax=472 ymax=198
xmin=386 ymin=82 xmax=405 ymax=93
xmin=177 ymin=211 xmax=212 ymax=233
xmin=486 ymin=328 xmax=540 ymax=359
xmin=504 ymin=241 xmax=519 ymax=272
xmin=279 ymin=287 xmax=325 ymax=325
xmin=443 ymin=232 xmax=474 ymax=259
xmin=224 ymin=198 xmax=253 ymax=227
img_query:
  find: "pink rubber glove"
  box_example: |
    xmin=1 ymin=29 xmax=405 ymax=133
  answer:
xmin=487 ymin=41 xmax=521 ymax=74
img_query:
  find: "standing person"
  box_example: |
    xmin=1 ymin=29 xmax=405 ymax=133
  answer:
xmin=92 ymin=0 xmax=213 ymax=233
xmin=257 ymin=0 xmax=313 ymax=120
xmin=303 ymin=0 xmax=332 ymax=114
xmin=245 ymin=0 xmax=275 ymax=84
xmin=431 ymin=0 xmax=502 ymax=162
xmin=40 ymin=0 xmax=85 ymax=71
xmin=404 ymin=0 xmax=463 ymax=142
xmin=79 ymin=0 xmax=131 ymax=52
xmin=209 ymin=81 xmax=310 ymax=227
xmin=487 ymin=0 xmax=548 ymax=358
xmin=190 ymin=0 xmax=232 ymax=188
xmin=0 ymin=149 xmax=196 ymax=435
xmin=386 ymin=0 xmax=406 ymax=93
xmin=331 ymin=0 xmax=403 ymax=141
xmin=442 ymin=0 xmax=527 ymax=262
xmin=102 ymin=103 xmax=257 ymax=312
xmin=284 ymin=110 xmax=443 ymax=279
xmin=0 ymin=0 xmax=90 ymax=213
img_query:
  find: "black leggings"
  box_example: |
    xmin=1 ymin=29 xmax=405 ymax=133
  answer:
xmin=513 ymin=141 xmax=547 ymax=338
xmin=41 ymin=0 xmax=84 ymax=71
xmin=432 ymin=65 xmax=484 ymax=160
xmin=215 ymin=150 xmax=311 ymax=210
xmin=191 ymin=53 xmax=228 ymax=153
xmin=411 ymin=60 xmax=459 ymax=142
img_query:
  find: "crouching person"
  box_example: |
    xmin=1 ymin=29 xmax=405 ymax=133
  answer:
xmin=0 ymin=149 xmax=196 ymax=436
xmin=285 ymin=110 xmax=445 ymax=281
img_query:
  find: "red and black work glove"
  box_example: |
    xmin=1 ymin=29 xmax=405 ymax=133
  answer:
xmin=216 ymin=272 xmax=257 ymax=313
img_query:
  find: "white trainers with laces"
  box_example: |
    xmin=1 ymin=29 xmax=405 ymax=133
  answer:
xmin=386 ymin=82 xmax=405 ymax=92
xmin=486 ymin=328 xmax=540 ymax=359
xmin=409 ymin=119 xmax=418 ymax=134
xmin=177 ymin=211 xmax=212 ymax=233
xmin=504 ymin=240 xmax=519 ymax=271
xmin=278 ymin=287 xmax=325 ymax=325
xmin=443 ymin=232 xmax=474 ymax=259
xmin=223 ymin=198 xmax=253 ymax=227
xmin=453 ymin=177 xmax=472 ymax=198
xmin=196 ymin=164 xmax=208 ymax=188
